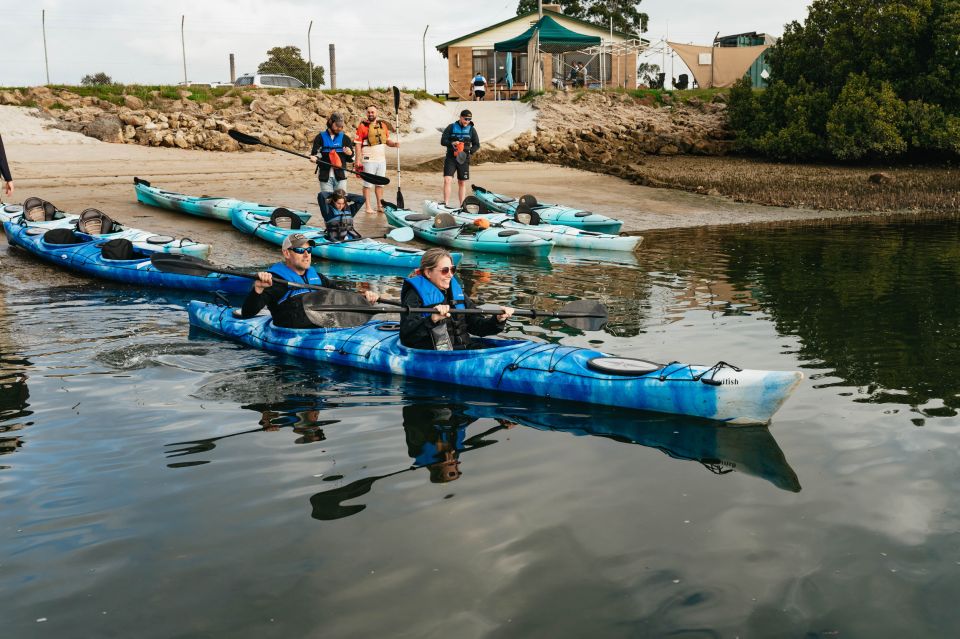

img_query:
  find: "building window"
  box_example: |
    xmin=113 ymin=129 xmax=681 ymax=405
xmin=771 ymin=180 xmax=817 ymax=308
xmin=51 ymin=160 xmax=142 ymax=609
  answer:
xmin=474 ymin=49 xmax=527 ymax=84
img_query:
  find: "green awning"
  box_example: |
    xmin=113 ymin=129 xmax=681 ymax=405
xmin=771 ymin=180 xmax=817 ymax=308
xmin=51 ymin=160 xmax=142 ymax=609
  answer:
xmin=494 ymin=15 xmax=601 ymax=53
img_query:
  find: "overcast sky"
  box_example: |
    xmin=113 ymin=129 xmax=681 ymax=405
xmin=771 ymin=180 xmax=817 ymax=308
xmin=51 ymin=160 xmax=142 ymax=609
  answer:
xmin=1 ymin=1 xmax=812 ymax=90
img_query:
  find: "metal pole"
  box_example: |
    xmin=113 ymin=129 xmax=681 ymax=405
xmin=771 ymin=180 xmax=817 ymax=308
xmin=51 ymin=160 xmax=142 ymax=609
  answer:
xmin=42 ymin=9 xmax=50 ymax=85
xmin=181 ymin=15 xmax=188 ymax=84
xmin=329 ymin=44 xmax=336 ymax=89
xmin=308 ymin=20 xmax=313 ymax=88
xmin=422 ymin=24 xmax=429 ymax=92
xmin=711 ymin=31 xmax=719 ymax=88
xmin=229 ymin=53 xmax=235 ymax=83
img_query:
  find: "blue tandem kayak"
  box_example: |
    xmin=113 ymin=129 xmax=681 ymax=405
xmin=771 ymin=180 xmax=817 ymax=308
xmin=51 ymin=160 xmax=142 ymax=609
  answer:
xmin=3 ymin=221 xmax=250 ymax=294
xmin=187 ymin=300 xmax=803 ymax=424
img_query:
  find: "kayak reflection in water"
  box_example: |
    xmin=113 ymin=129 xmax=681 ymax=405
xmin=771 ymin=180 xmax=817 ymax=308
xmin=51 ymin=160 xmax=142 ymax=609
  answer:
xmin=239 ymin=232 xmax=378 ymax=329
xmin=399 ymin=247 xmax=514 ymax=350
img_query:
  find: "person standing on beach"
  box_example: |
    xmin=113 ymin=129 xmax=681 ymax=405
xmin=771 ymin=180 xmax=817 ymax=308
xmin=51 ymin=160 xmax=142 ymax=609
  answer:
xmin=440 ymin=109 xmax=480 ymax=207
xmin=354 ymin=105 xmax=399 ymax=214
xmin=0 ymin=134 xmax=13 ymax=198
xmin=309 ymin=113 xmax=354 ymax=198
xmin=471 ymin=72 xmax=487 ymax=101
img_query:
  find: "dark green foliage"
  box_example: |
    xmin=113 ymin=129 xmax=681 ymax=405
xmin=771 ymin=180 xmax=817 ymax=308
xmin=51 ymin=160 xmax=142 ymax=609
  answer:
xmin=516 ymin=0 xmax=648 ymax=35
xmin=257 ymin=46 xmax=325 ymax=87
xmin=81 ymin=72 xmax=113 ymax=86
xmin=729 ymin=0 xmax=960 ymax=161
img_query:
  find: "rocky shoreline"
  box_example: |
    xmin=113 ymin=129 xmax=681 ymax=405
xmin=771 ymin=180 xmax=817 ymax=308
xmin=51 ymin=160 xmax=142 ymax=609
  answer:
xmin=0 ymin=86 xmax=416 ymax=152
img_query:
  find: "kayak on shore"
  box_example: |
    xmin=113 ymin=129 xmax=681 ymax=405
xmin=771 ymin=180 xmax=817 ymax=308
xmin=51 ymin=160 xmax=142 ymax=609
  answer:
xmin=2 ymin=221 xmax=250 ymax=293
xmin=229 ymin=207 xmax=448 ymax=269
xmin=384 ymin=202 xmax=553 ymax=257
xmin=472 ymin=184 xmax=624 ymax=234
xmin=133 ymin=178 xmax=312 ymax=224
xmin=2 ymin=198 xmax=210 ymax=259
xmin=424 ymin=198 xmax=641 ymax=252
xmin=187 ymin=300 xmax=803 ymax=425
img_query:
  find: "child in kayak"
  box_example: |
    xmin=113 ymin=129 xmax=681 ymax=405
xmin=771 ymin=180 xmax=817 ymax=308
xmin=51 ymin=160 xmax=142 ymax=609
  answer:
xmin=241 ymin=233 xmax=378 ymax=328
xmin=399 ymin=247 xmax=513 ymax=350
xmin=317 ymin=189 xmax=364 ymax=241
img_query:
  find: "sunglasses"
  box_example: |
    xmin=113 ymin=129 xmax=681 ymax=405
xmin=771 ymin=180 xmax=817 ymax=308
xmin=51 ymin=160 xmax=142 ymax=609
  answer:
xmin=462 ymin=117 xmax=472 ymax=121
xmin=432 ymin=265 xmax=456 ymax=275
xmin=288 ymin=246 xmax=311 ymax=254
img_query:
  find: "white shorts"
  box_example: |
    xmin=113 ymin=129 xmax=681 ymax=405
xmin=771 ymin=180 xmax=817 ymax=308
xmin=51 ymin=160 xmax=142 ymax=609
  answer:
xmin=361 ymin=161 xmax=386 ymax=188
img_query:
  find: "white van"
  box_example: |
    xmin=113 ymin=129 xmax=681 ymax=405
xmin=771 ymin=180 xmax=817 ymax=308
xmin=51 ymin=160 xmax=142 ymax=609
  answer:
xmin=234 ymin=74 xmax=305 ymax=88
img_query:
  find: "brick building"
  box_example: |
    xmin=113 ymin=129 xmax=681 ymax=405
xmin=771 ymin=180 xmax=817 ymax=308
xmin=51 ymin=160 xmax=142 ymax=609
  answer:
xmin=436 ymin=6 xmax=643 ymax=99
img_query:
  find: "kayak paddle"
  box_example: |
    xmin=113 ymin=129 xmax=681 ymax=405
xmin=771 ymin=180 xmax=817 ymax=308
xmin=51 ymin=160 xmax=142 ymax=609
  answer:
xmin=149 ymin=253 xmax=336 ymax=291
xmin=392 ymin=86 xmax=404 ymax=209
xmin=303 ymin=299 xmax=608 ymax=331
xmin=326 ymin=226 xmax=414 ymax=244
xmin=227 ymin=129 xmax=390 ymax=186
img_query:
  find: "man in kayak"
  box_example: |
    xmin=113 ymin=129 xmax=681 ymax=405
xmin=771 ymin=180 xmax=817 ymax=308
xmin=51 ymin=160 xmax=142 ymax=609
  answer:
xmin=309 ymin=113 xmax=354 ymax=195
xmin=399 ymin=247 xmax=512 ymax=350
xmin=353 ymin=105 xmax=399 ymax=214
xmin=241 ymin=233 xmax=378 ymax=328
xmin=317 ymin=189 xmax=363 ymax=241
xmin=0 ymin=133 xmax=13 ymax=197
xmin=440 ymin=109 xmax=480 ymax=207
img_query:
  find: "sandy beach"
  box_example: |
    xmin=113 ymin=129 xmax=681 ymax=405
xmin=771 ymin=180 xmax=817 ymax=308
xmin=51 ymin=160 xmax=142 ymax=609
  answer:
xmin=1 ymin=104 xmax=875 ymax=274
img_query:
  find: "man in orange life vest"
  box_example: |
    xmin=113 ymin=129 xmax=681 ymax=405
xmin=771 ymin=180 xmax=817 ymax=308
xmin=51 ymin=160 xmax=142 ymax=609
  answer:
xmin=354 ymin=105 xmax=399 ymax=214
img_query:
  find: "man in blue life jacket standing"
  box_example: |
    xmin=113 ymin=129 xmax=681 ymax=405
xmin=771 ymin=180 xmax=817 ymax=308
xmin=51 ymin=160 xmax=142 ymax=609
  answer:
xmin=309 ymin=112 xmax=355 ymax=198
xmin=240 ymin=232 xmax=378 ymax=328
xmin=440 ymin=109 xmax=480 ymax=207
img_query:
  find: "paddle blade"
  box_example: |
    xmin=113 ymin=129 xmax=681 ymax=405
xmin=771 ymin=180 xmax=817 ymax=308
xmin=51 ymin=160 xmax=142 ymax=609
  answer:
xmin=301 ymin=290 xmax=377 ymax=328
xmin=150 ymin=252 xmax=219 ymax=277
xmin=392 ymin=86 xmax=401 ymax=112
xmin=560 ymin=300 xmax=608 ymax=331
xmin=359 ymin=170 xmax=390 ymax=186
xmin=387 ymin=226 xmax=414 ymax=242
xmin=396 ymin=188 xmax=405 ymax=209
xmin=228 ymin=129 xmax=261 ymax=146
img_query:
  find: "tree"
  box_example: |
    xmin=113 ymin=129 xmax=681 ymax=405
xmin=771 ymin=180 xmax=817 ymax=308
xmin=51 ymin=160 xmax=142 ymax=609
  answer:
xmin=516 ymin=0 xmax=648 ymax=36
xmin=636 ymin=62 xmax=659 ymax=85
xmin=257 ymin=46 xmax=325 ymax=87
xmin=81 ymin=72 xmax=113 ymax=86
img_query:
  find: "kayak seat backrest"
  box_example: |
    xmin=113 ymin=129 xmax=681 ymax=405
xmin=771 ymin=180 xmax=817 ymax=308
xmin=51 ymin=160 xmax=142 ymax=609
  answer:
xmin=433 ymin=213 xmax=458 ymax=229
xmin=77 ymin=208 xmax=120 ymax=235
xmin=22 ymin=197 xmax=64 ymax=222
xmin=100 ymin=238 xmax=139 ymax=261
xmin=497 ymin=230 xmax=520 ymax=237
xmin=460 ymin=195 xmax=488 ymax=216
xmin=519 ymin=194 xmax=538 ymax=208
xmin=514 ymin=202 xmax=541 ymax=226
xmin=270 ymin=207 xmax=302 ymax=230
xmin=404 ymin=213 xmax=431 ymax=222
xmin=43 ymin=228 xmax=84 ymax=245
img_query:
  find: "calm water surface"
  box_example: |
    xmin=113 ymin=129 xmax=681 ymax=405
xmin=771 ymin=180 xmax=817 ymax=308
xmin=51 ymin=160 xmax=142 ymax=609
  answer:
xmin=3 ymin=215 xmax=960 ymax=638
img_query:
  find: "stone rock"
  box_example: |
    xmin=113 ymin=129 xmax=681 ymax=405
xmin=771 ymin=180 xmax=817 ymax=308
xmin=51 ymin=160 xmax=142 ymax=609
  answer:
xmin=869 ymin=172 xmax=895 ymax=184
xmin=178 ymin=90 xmax=192 ymax=99
xmin=0 ymin=91 xmax=21 ymax=105
xmin=657 ymin=143 xmax=680 ymax=155
xmin=277 ymin=107 xmax=304 ymax=127
xmin=123 ymin=125 xmax=136 ymax=140
xmin=84 ymin=114 xmax=124 ymax=144
xmin=123 ymin=95 xmax=144 ymax=109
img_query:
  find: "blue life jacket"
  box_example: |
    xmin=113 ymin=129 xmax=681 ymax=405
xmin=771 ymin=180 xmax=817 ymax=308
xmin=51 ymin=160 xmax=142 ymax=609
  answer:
xmin=450 ymin=121 xmax=473 ymax=143
xmin=268 ymin=262 xmax=324 ymax=304
xmin=413 ymin=428 xmax=467 ymax=467
xmin=405 ymin=274 xmax=466 ymax=317
xmin=320 ymin=130 xmax=345 ymax=153
xmin=324 ymin=209 xmax=357 ymax=241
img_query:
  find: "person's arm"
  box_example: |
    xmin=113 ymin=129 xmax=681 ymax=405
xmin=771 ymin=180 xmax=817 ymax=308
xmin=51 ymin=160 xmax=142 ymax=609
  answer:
xmin=309 ymin=133 xmax=322 ymax=162
xmin=440 ymin=124 xmax=453 ymax=149
xmin=462 ymin=296 xmax=509 ymax=337
xmin=0 ymin=135 xmax=12 ymax=197
xmin=354 ymin=125 xmax=364 ymax=169
xmin=469 ymin=127 xmax=480 ymax=155
xmin=240 ymin=276 xmax=284 ymax=318
xmin=340 ymin=134 xmax=354 ymax=163
xmin=386 ymin=123 xmax=399 ymax=148
xmin=399 ymin=284 xmax=442 ymax=348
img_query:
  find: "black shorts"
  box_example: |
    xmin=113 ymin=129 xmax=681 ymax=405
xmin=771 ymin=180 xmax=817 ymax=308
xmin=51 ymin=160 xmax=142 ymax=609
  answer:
xmin=443 ymin=155 xmax=470 ymax=180
xmin=474 ymin=89 xmax=485 ymax=100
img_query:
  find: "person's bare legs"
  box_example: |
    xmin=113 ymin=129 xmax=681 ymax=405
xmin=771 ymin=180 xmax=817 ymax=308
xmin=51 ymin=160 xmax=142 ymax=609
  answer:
xmin=442 ymin=175 xmax=454 ymax=205
xmin=457 ymin=180 xmax=467 ymax=206
xmin=375 ymin=185 xmax=385 ymax=211
xmin=362 ymin=185 xmax=376 ymax=213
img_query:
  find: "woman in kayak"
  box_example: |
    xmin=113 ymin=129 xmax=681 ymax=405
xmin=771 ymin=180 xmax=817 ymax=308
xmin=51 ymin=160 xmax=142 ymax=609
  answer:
xmin=241 ymin=232 xmax=378 ymax=328
xmin=399 ymin=247 xmax=513 ymax=350
xmin=317 ymin=189 xmax=363 ymax=241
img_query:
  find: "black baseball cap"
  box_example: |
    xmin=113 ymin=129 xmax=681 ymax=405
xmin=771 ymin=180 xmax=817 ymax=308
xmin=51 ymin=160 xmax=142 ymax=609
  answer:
xmin=460 ymin=109 xmax=473 ymax=118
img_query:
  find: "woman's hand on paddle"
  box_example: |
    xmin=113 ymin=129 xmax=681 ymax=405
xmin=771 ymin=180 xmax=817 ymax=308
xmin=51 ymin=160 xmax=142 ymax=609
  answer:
xmin=431 ymin=304 xmax=451 ymax=324
xmin=363 ymin=290 xmax=379 ymax=304
xmin=253 ymin=272 xmax=273 ymax=294
xmin=496 ymin=307 xmax=514 ymax=323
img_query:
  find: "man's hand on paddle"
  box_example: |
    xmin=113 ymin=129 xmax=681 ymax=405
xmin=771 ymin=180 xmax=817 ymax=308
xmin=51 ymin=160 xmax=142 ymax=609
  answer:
xmin=253 ymin=272 xmax=273 ymax=294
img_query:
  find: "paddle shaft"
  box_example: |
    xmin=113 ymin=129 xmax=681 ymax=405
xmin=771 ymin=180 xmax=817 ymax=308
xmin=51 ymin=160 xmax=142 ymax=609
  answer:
xmin=228 ymin=130 xmax=388 ymax=185
xmin=315 ymin=304 xmax=604 ymax=320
